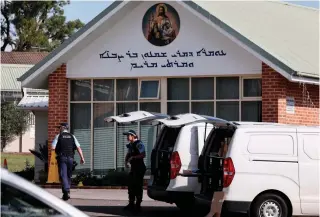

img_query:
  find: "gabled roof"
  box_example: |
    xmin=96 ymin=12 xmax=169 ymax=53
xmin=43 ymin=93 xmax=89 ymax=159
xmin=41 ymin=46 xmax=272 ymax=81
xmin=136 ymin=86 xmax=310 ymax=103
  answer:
xmin=18 ymin=0 xmax=319 ymax=88
xmin=1 ymin=52 xmax=48 ymax=65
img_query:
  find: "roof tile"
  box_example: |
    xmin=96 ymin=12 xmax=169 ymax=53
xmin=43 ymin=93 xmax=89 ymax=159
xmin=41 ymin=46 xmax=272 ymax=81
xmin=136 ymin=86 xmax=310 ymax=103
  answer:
xmin=1 ymin=52 xmax=48 ymax=65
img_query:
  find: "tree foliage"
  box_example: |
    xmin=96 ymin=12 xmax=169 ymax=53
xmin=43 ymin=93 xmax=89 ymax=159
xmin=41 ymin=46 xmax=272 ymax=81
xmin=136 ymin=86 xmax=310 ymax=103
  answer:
xmin=1 ymin=102 xmax=29 ymax=152
xmin=1 ymin=1 xmax=84 ymax=51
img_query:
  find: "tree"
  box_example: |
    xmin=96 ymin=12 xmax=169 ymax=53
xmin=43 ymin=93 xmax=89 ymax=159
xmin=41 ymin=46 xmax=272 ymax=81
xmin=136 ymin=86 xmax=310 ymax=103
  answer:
xmin=1 ymin=102 xmax=29 ymax=152
xmin=1 ymin=1 xmax=84 ymax=51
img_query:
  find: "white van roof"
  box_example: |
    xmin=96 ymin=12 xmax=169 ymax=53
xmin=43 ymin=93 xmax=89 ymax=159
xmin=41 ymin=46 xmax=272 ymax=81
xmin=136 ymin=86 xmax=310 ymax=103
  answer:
xmin=233 ymin=121 xmax=320 ymax=132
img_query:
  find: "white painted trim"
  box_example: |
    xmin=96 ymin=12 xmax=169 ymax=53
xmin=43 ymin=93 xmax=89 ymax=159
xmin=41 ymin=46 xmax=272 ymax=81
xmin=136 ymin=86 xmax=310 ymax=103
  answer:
xmin=178 ymin=2 xmax=319 ymax=86
xmin=290 ymin=75 xmax=319 ymax=85
xmin=21 ymin=1 xmax=130 ymax=88
xmin=2 ymin=64 xmax=34 ymax=68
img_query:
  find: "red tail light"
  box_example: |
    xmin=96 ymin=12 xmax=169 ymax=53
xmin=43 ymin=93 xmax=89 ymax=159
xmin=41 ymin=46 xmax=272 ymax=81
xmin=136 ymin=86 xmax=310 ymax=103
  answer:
xmin=223 ymin=157 xmax=235 ymax=188
xmin=170 ymin=151 xmax=181 ymax=179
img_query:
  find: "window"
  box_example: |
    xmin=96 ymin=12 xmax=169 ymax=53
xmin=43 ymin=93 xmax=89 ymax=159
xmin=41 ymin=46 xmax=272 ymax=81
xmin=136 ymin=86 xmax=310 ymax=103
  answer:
xmin=168 ymin=102 xmax=189 ymax=116
xmin=167 ymin=78 xmax=189 ymax=100
xmin=70 ymin=78 xmax=162 ymax=173
xmin=216 ymin=77 xmax=239 ymax=99
xmin=139 ymin=80 xmax=160 ymax=99
xmin=140 ymin=102 xmax=161 ymax=168
xmin=69 ymin=76 xmax=262 ymax=173
xmin=93 ymin=103 xmax=115 ymax=174
xmin=116 ymin=79 xmax=138 ymax=101
xmin=93 ymin=79 xmax=114 ymax=101
xmin=247 ymin=134 xmax=294 ymax=155
xmin=216 ymin=101 xmax=239 ymax=121
xmin=191 ymin=77 xmax=214 ymax=100
xmin=192 ymin=102 xmax=214 ymax=116
xmin=70 ymin=103 xmax=91 ymax=172
xmin=241 ymin=101 xmax=262 ymax=122
xmin=1 ymin=183 xmax=61 ymax=217
xmin=167 ymin=78 xmax=189 ymax=115
xmin=71 ymin=80 xmax=91 ymax=101
xmin=243 ymin=78 xmax=262 ymax=97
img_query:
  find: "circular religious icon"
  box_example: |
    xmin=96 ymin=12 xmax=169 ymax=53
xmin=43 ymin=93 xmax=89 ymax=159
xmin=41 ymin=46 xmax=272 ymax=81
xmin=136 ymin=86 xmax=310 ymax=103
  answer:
xmin=142 ymin=3 xmax=180 ymax=47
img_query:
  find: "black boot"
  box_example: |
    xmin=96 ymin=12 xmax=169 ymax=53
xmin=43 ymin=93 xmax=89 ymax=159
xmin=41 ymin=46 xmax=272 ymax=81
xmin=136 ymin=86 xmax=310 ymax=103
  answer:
xmin=62 ymin=193 xmax=69 ymax=201
xmin=123 ymin=202 xmax=135 ymax=211
xmin=135 ymin=201 xmax=142 ymax=213
xmin=62 ymin=190 xmax=70 ymax=201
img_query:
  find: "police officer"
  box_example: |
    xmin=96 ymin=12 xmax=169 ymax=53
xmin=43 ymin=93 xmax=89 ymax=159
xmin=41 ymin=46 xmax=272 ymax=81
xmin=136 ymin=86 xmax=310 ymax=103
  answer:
xmin=123 ymin=130 xmax=146 ymax=212
xmin=51 ymin=123 xmax=85 ymax=201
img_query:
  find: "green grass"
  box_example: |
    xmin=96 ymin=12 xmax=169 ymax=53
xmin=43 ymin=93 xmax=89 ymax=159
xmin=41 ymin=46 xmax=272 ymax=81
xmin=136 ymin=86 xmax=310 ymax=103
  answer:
xmin=1 ymin=153 xmax=35 ymax=172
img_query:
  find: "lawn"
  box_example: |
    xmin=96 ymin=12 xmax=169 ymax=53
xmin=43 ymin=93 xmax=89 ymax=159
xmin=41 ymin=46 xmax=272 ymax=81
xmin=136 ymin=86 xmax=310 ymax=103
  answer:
xmin=1 ymin=153 xmax=35 ymax=172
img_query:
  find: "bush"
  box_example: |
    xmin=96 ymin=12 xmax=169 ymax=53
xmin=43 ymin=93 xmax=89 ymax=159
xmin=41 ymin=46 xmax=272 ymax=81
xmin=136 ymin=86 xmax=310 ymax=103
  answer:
xmin=14 ymin=160 xmax=34 ymax=181
xmin=71 ymin=170 xmax=129 ymax=186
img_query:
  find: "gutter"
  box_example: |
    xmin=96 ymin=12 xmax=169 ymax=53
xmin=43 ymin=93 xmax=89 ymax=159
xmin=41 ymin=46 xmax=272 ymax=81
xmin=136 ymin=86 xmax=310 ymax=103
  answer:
xmin=290 ymin=74 xmax=319 ymax=85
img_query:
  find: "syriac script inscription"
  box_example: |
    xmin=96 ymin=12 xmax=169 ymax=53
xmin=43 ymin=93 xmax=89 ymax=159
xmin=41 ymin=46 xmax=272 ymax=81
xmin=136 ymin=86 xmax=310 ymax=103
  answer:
xmin=99 ymin=48 xmax=227 ymax=70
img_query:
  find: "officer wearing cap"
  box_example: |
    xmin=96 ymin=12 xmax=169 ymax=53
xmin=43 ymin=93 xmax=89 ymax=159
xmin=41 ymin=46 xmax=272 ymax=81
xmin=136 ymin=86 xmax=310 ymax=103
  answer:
xmin=123 ymin=130 xmax=146 ymax=213
xmin=51 ymin=123 xmax=85 ymax=201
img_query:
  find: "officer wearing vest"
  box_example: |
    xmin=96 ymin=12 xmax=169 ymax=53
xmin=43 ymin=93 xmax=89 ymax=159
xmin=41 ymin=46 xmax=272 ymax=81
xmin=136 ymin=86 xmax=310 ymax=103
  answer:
xmin=123 ymin=130 xmax=146 ymax=213
xmin=51 ymin=123 xmax=85 ymax=201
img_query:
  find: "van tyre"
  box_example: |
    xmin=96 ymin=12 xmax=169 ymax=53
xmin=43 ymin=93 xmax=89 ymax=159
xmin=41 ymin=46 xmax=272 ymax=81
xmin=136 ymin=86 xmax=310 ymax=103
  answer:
xmin=250 ymin=193 xmax=289 ymax=217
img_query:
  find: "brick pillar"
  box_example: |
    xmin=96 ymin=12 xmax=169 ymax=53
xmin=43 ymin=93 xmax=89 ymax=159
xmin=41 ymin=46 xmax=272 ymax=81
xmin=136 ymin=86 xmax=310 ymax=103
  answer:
xmin=262 ymin=63 xmax=287 ymax=123
xmin=48 ymin=64 xmax=68 ymax=163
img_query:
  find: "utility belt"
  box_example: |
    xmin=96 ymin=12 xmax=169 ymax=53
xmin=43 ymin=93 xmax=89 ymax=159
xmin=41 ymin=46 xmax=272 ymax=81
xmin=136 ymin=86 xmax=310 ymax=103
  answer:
xmin=56 ymin=153 xmax=74 ymax=159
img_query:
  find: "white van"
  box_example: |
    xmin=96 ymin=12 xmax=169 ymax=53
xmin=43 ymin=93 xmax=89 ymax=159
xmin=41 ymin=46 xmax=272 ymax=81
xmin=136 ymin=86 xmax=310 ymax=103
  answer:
xmin=181 ymin=120 xmax=320 ymax=217
xmin=106 ymin=111 xmax=227 ymax=210
xmin=147 ymin=114 xmax=228 ymax=209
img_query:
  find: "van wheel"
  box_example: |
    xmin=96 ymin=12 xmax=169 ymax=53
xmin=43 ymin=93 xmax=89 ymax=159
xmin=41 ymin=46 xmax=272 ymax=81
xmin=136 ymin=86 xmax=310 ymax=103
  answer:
xmin=250 ymin=193 xmax=289 ymax=217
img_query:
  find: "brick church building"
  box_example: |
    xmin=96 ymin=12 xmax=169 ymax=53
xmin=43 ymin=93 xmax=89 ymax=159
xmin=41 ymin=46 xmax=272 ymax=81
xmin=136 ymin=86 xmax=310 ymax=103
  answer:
xmin=18 ymin=1 xmax=319 ymax=176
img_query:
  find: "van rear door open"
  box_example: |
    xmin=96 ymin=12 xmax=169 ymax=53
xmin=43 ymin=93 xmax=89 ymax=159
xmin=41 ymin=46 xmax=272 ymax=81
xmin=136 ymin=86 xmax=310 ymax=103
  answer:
xmin=168 ymin=115 xmax=236 ymax=201
xmin=105 ymin=111 xmax=169 ymax=124
xmin=149 ymin=114 xmax=234 ymax=190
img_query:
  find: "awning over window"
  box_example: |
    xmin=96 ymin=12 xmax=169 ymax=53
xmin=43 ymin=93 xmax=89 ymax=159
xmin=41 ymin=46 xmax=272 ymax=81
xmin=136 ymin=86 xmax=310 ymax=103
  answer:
xmin=17 ymin=95 xmax=48 ymax=111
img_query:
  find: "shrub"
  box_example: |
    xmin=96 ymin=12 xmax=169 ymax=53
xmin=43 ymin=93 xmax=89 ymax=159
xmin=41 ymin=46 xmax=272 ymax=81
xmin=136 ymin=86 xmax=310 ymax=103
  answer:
xmin=71 ymin=170 xmax=129 ymax=186
xmin=14 ymin=160 xmax=34 ymax=181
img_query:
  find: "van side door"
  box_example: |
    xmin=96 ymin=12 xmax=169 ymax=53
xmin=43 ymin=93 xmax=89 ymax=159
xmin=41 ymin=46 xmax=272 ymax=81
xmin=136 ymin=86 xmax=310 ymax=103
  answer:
xmin=298 ymin=131 xmax=320 ymax=215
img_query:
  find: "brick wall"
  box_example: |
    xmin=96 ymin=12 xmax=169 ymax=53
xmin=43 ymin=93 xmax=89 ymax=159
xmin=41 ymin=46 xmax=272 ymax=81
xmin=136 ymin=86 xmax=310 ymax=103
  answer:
xmin=48 ymin=64 xmax=68 ymax=162
xmin=262 ymin=63 xmax=319 ymax=125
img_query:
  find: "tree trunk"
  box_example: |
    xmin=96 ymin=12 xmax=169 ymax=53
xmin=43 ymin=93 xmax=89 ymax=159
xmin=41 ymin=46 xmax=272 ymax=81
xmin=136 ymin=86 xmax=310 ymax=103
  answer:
xmin=19 ymin=133 xmax=22 ymax=152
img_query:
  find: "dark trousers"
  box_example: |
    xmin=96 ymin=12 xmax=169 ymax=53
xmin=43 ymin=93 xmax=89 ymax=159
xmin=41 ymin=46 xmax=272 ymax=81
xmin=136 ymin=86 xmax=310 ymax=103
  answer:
xmin=58 ymin=156 xmax=74 ymax=194
xmin=128 ymin=169 xmax=146 ymax=204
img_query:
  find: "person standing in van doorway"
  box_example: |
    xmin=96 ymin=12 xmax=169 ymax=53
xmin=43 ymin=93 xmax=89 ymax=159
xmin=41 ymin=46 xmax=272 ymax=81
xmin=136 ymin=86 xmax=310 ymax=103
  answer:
xmin=123 ymin=130 xmax=146 ymax=213
xmin=205 ymin=139 xmax=228 ymax=217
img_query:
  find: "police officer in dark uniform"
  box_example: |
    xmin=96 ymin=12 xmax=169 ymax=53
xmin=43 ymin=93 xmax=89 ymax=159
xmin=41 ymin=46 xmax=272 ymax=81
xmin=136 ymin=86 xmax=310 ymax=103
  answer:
xmin=51 ymin=123 xmax=85 ymax=201
xmin=123 ymin=130 xmax=146 ymax=212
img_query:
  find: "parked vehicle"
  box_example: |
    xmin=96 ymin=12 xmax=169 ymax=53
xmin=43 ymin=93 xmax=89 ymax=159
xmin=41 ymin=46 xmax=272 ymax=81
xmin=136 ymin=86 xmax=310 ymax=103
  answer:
xmin=147 ymin=114 xmax=228 ymax=210
xmin=105 ymin=111 xmax=229 ymax=210
xmin=183 ymin=121 xmax=320 ymax=217
xmin=1 ymin=168 xmax=89 ymax=217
